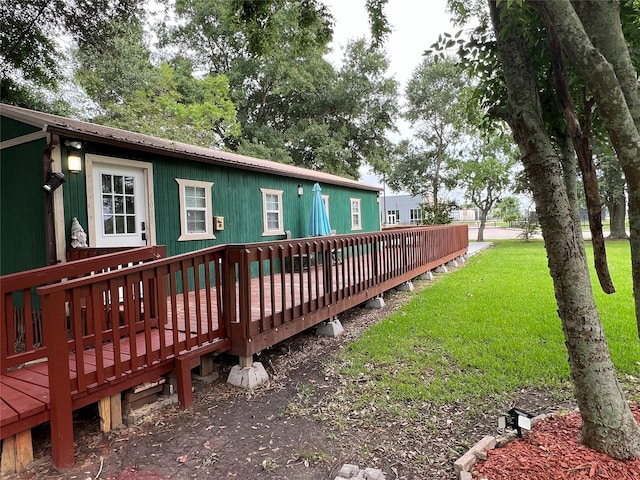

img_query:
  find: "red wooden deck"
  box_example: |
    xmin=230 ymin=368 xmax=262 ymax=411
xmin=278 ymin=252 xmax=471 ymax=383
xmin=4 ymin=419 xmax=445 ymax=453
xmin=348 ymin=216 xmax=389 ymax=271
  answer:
xmin=1 ymin=259 xmax=355 ymax=437
xmin=0 ymin=225 xmax=469 ymax=471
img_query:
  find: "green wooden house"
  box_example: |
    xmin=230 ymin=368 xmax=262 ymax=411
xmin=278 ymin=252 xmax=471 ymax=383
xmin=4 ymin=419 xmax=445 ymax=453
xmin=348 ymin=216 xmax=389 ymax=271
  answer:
xmin=0 ymin=104 xmax=382 ymax=275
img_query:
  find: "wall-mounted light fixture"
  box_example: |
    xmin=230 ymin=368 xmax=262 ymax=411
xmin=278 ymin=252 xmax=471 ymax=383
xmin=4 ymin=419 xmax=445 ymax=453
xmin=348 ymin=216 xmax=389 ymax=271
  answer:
xmin=64 ymin=140 xmax=83 ymax=173
xmin=297 ymin=184 xmax=304 ymax=197
xmin=42 ymin=172 xmax=66 ymax=193
xmin=376 ymin=190 xmax=382 ymax=203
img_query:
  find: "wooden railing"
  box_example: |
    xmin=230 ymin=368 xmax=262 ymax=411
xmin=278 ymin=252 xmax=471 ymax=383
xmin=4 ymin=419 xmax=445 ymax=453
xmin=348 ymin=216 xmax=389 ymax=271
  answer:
xmin=225 ymin=225 xmax=468 ymax=356
xmin=66 ymin=246 xmax=137 ymax=262
xmin=36 ymin=245 xmax=229 ymax=395
xmin=32 ymin=225 xmax=467 ymax=393
xmin=36 ymin=245 xmax=230 ymax=467
xmin=3 ymin=225 xmax=467 ymax=470
xmin=1 ymin=246 xmax=166 ymax=373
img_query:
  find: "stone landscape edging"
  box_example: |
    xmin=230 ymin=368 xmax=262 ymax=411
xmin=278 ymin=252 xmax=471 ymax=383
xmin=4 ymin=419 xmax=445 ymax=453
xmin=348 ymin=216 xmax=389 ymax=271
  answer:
xmin=453 ymin=413 xmax=551 ymax=479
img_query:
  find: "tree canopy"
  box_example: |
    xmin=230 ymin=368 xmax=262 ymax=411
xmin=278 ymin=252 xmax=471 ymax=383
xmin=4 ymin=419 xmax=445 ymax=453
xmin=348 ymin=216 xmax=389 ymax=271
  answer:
xmin=385 ymin=57 xmax=470 ymax=207
xmin=1 ymin=0 xmax=143 ymax=113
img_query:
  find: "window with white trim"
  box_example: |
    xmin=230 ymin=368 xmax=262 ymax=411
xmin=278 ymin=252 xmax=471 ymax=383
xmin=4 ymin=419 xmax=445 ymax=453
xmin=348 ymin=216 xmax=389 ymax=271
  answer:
xmin=260 ymin=188 xmax=284 ymax=235
xmin=410 ymin=208 xmax=424 ymax=225
xmin=350 ymin=198 xmax=362 ymax=230
xmin=176 ymin=179 xmax=214 ymax=241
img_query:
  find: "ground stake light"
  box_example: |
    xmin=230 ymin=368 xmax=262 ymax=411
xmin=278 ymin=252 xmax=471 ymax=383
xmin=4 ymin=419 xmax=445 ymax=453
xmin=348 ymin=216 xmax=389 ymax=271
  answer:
xmin=498 ymin=407 xmax=534 ymax=437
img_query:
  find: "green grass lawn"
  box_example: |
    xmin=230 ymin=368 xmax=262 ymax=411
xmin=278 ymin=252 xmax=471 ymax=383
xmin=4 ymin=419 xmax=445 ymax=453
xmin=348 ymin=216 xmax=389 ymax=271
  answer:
xmin=336 ymin=239 xmax=639 ymax=409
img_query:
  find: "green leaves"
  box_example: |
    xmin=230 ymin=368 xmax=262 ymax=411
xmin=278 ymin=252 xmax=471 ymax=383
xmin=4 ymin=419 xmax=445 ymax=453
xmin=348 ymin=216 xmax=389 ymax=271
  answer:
xmin=386 ymin=56 xmax=471 ymax=206
xmin=1 ymin=0 xmax=143 ymax=108
xmin=87 ymin=59 xmax=241 ymax=148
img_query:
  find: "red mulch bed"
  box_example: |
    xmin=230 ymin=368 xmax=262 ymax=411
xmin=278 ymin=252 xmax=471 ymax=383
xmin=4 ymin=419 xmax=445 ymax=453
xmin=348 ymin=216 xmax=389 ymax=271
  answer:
xmin=474 ymin=406 xmax=640 ymax=480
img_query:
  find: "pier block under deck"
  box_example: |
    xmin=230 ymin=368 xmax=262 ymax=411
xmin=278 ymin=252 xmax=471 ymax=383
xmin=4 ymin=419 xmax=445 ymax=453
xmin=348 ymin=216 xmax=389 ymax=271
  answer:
xmin=1 ymin=430 xmax=33 ymax=475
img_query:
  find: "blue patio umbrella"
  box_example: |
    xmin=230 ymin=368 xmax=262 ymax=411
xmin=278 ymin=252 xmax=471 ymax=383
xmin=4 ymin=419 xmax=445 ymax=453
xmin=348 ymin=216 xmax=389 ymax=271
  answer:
xmin=308 ymin=183 xmax=332 ymax=237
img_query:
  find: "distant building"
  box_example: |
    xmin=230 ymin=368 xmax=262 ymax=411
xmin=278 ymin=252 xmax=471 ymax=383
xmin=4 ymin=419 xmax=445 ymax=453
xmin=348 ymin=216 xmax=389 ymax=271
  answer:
xmin=382 ymin=194 xmax=429 ymax=225
xmin=383 ymin=194 xmax=481 ymax=225
xmin=451 ymin=209 xmax=477 ymax=222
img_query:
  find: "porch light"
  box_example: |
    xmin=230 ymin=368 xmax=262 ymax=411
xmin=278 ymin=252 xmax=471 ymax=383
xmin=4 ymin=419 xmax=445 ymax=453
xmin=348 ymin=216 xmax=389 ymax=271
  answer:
xmin=42 ymin=172 xmax=66 ymax=193
xmin=67 ymin=153 xmax=82 ymax=173
xmin=498 ymin=407 xmax=535 ymax=437
xmin=64 ymin=140 xmax=83 ymax=173
xmin=297 ymin=184 xmax=303 ymax=197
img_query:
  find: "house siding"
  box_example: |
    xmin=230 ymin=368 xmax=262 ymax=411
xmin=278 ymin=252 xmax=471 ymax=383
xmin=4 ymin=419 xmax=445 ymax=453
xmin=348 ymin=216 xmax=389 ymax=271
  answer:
xmin=1 ymin=117 xmax=40 ymax=140
xmin=0 ymin=128 xmax=48 ymax=274
xmin=1 ymin=108 xmax=381 ymax=273
xmin=59 ymin=144 xmax=379 ymax=259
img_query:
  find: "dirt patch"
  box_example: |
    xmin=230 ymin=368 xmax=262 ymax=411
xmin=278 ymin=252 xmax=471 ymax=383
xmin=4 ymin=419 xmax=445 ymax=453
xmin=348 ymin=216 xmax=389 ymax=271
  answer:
xmin=9 ymin=276 xmax=593 ymax=480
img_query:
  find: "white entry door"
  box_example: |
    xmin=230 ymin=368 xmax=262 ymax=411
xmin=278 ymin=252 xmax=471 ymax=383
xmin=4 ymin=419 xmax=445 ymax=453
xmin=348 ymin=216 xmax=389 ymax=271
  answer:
xmin=92 ymin=164 xmax=148 ymax=247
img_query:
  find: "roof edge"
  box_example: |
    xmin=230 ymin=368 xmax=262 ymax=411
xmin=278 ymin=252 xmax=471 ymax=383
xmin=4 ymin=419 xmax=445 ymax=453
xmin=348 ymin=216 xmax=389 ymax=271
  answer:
xmin=1 ymin=103 xmax=382 ymax=193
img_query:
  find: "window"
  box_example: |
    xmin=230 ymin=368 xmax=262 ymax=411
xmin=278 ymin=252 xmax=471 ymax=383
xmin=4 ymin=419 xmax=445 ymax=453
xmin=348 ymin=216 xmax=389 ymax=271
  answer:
xmin=101 ymin=173 xmax=137 ymax=235
xmin=350 ymin=198 xmax=362 ymax=230
xmin=387 ymin=209 xmax=400 ymax=225
xmin=410 ymin=208 xmax=424 ymax=225
xmin=176 ymin=179 xmax=214 ymax=241
xmin=260 ymin=188 xmax=284 ymax=235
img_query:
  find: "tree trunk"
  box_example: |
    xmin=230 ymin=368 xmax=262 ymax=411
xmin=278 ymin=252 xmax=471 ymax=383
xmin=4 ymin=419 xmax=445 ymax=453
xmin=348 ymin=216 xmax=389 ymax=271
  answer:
xmin=534 ymin=4 xmax=615 ymax=293
xmin=477 ymin=210 xmax=486 ymax=242
xmin=489 ymin=0 xmax=640 ymax=459
xmin=559 ymin=136 xmax=581 ymax=225
xmin=544 ymin=0 xmax=640 ymax=337
xmin=608 ymin=198 xmax=628 ymax=239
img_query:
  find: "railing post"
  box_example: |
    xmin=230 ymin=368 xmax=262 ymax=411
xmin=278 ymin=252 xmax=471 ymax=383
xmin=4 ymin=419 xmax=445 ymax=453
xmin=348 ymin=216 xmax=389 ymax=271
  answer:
xmin=222 ymin=249 xmax=237 ymax=345
xmin=41 ymin=289 xmax=75 ymax=469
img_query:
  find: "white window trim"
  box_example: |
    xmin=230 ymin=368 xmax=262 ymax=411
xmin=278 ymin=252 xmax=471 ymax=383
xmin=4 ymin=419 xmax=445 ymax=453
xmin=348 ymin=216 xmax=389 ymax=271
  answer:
xmin=176 ymin=178 xmax=215 ymax=241
xmin=350 ymin=197 xmax=362 ymax=230
xmin=260 ymin=188 xmax=285 ymax=236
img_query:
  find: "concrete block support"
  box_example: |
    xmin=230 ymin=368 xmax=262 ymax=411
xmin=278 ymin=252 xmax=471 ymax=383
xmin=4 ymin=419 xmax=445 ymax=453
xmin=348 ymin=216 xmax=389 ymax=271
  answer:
xmin=396 ymin=281 xmax=414 ymax=292
xmin=315 ymin=317 xmax=344 ymax=337
xmin=227 ymin=361 xmax=269 ymax=389
xmin=420 ymin=271 xmax=434 ymax=281
xmin=365 ymin=296 xmax=385 ymax=309
xmin=435 ymin=265 xmax=448 ymax=273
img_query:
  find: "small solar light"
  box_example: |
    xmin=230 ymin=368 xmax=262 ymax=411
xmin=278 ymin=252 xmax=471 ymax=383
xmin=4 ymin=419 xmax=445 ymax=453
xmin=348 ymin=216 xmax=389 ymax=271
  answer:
xmin=42 ymin=172 xmax=66 ymax=193
xmin=498 ymin=407 xmax=535 ymax=437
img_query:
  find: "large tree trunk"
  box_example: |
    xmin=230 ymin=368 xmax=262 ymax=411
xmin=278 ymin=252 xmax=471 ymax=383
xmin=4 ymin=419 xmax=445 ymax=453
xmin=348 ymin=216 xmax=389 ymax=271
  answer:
xmin=534 ymin=3 xmax=615 ymax=293
xmin=488 ymin=0 xmax=640 ymax=459
xmin=545 ymin=0 xmax=640 ymax=337
xmin=608 ymin=198 xmax=628 ymax=239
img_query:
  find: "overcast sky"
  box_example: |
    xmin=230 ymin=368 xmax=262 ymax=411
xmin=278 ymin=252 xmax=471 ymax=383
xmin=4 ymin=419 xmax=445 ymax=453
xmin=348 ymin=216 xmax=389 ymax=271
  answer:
xmin=320 ymin=0 xmax=455 ymax=190
xmin=323 ymin=0 xmax=454 ymax=89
